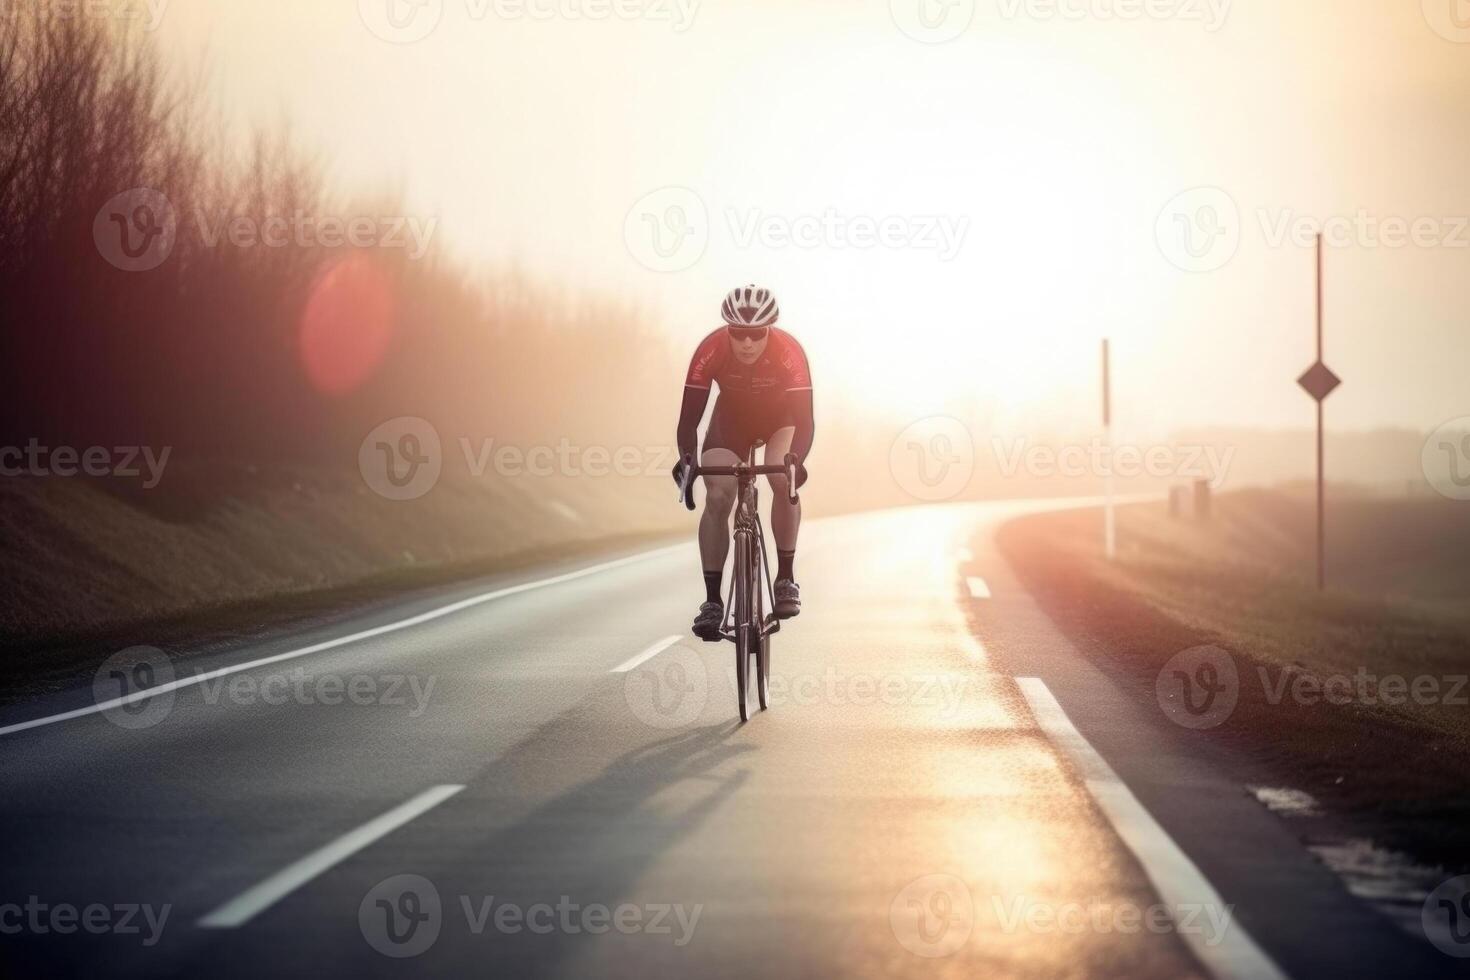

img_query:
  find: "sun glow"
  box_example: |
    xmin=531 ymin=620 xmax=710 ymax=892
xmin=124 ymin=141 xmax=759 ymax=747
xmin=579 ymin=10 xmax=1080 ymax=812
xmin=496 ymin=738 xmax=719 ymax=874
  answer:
xmin=162 ymin=0 xmax=1470 ymax=434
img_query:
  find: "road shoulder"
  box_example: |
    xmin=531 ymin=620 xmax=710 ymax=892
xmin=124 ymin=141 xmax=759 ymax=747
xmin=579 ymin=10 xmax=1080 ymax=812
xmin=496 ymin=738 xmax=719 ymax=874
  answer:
xmin=969 ymin=508 xmax=1457 ymax=979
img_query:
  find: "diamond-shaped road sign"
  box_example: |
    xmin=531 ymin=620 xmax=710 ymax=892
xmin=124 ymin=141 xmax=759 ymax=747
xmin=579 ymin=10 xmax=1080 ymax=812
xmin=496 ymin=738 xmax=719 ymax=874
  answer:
xmin=1297 ymin=361 xmax=1342 ymax=403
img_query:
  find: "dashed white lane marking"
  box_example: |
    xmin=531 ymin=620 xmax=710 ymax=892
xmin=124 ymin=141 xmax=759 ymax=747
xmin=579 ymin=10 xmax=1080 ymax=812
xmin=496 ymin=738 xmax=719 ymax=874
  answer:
xmin=966 ymin=576 xmax=992 ymax=599
xmin=0 ymin=544 xmax=682 ymax=738
xmin=198 ymin=784 xmax=465 ymax=929
xmin=612 ymin=635 xmax=682 ymax=674
xmin=956 ymin=547 xmax=974 ymax=562
xmin=1016 ymin=677 xmax=1288 ymax=980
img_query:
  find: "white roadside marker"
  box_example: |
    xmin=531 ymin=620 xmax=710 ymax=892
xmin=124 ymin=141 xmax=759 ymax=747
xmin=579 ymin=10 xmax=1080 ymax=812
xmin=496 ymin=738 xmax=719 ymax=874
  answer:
xmin=612 ymin=635 xmax=683 ymax=674
xmin=1016 ymin=677 xmax=1288 ymax=980
xmin=198 ymin=784 xmax=465 ymax=929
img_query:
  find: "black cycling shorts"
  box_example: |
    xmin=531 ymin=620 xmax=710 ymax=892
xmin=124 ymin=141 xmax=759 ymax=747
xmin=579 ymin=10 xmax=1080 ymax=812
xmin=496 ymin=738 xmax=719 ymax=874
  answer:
xmin=702 ymin=398 xmax=796 ymax=460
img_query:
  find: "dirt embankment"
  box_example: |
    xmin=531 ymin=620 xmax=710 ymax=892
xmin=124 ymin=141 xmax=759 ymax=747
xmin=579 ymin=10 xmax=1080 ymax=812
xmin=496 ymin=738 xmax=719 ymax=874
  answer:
xmin=0 ymin=461 xmax=683 ymax=664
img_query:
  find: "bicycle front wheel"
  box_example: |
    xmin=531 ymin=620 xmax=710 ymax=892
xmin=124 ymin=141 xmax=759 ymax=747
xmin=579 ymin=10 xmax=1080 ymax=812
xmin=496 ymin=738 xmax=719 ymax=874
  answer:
xmin=734 ymin=530 xmax=753 ymax=722
xmin=754 ymin=543 xmax=770 ymax=711
xmin=757 ymin=632 xmax=770 ymax=711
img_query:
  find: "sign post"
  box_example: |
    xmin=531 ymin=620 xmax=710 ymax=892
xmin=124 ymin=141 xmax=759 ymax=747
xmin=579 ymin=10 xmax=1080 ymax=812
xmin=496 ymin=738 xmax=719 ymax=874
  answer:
xmin=1296 ymin=233 xmax=1342 ymax=590
xmin=1103 ymin=338 xmax=1115 ymax=560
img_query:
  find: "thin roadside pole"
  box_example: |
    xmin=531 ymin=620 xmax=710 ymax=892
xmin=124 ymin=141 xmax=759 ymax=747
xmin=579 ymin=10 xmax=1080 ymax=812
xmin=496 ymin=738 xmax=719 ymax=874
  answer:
xmin=1315 ymin=235 xmax=1325 ymax=590
xmin=1103 ymin=337 xmax=1115 ymax=560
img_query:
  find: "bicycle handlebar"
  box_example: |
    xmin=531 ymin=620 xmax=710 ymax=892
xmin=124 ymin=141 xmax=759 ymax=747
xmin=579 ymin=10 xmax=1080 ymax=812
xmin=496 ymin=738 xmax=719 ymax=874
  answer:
xmin=679 ymin=453 xmax=799 ymax=510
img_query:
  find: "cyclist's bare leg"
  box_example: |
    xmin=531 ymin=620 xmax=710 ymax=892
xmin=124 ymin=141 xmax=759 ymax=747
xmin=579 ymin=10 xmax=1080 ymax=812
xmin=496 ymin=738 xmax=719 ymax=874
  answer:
xmin=699 ymin=448 xmax=741 ymax=573
xmin=762 ymin=426 xmax=800 ymax=554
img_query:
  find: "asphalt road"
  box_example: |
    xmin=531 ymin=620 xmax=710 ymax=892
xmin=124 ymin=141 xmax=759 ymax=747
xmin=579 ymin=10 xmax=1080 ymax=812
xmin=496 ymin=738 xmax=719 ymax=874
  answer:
xmin=0 ymin=501 xmax=1453 ymax=978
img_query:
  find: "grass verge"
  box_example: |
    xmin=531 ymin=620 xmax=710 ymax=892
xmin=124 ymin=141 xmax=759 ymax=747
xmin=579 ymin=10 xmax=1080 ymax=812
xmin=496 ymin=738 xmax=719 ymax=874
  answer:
xmin=996 ymin=488 xmax=1470 ymax=873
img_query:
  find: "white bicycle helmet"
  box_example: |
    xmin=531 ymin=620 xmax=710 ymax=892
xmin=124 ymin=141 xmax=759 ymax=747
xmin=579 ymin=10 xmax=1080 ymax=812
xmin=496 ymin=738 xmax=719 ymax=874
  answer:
xmin=720 ymin=285 xmax=780 ymax=328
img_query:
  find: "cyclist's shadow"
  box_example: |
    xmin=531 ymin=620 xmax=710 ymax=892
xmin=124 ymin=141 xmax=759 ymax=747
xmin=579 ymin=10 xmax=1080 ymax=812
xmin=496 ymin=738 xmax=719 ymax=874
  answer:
xmin=438 ymin=712 xmax=753 ymax=969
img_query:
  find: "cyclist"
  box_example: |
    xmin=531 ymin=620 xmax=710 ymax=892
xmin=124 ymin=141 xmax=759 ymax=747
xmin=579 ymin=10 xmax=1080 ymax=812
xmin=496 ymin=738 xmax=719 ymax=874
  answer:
xmin=672 ymin=285 xmax=814 ymax=641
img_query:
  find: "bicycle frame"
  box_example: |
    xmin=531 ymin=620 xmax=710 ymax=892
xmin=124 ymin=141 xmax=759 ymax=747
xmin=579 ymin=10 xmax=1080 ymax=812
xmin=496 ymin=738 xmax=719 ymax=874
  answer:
xmin=678 ymin=443 xmax=799 ymax=720
xmin=721 ymin=462 xmax=780 ymax=644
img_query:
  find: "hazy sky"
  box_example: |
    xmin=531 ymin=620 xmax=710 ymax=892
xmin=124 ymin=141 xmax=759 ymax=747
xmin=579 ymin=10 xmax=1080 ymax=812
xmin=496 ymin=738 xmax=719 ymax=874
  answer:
xmin=153 ymin=0 xmax=1470 ymax=439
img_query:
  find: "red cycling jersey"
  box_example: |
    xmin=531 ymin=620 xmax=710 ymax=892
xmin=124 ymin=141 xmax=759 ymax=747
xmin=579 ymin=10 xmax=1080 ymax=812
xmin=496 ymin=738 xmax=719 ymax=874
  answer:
xmin=684 ymin=327 xmax=812 ymax=402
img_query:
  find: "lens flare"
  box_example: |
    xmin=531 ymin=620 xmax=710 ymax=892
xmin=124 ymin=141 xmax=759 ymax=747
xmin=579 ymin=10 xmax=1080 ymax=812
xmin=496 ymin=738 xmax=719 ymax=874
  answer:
xmin=298 ymin=254 xmax=396 ymax=396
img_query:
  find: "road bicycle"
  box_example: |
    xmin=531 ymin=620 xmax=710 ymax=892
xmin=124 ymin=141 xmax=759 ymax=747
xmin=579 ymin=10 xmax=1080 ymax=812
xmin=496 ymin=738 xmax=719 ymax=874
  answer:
xmin=678 ymin=443 xmax=798 ymax=722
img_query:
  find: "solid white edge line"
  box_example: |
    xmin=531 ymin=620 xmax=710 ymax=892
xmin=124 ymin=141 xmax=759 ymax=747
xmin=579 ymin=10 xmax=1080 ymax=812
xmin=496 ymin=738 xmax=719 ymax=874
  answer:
xmin=1016 ymin=677 xmax=1288 ymax=980
xmin=612 ymin=635 xmax=683 ymax=674
xmin=1 ymin=544 xmax=684 ymax=738
xmin=966 ymin=576 xmax=992 ymax=599
xmin=198 ymin=784 xmax=465 ymax=929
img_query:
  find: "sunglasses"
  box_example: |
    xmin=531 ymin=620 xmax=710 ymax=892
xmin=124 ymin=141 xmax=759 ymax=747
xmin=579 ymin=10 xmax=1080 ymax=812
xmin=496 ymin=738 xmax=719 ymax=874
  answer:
xmin=727 ymin=326 xmax=769 ymax=342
